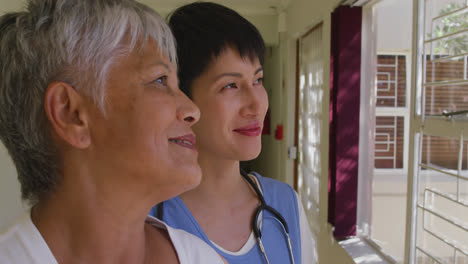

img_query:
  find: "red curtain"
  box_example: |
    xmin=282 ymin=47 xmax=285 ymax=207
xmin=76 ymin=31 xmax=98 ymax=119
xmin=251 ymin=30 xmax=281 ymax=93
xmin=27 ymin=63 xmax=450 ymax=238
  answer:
xmin=329 ymin=5 xmax=362 ymax=238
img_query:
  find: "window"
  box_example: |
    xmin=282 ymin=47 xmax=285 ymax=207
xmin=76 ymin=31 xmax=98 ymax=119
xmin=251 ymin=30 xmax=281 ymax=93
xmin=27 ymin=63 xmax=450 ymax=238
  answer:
xmin=375 ymin=54 xmax=409 ymax=171
xmin=359 ymin=0 xmax=468 ymax=263
xmin=296 ymin=23 xmax=324 ymax=237
xmin=371 ymin=53 xmax=411 ymax=262
xmin=408 ymin=0 xmax=468 ymax=263
xmin=358 ymin=1 xmax=413 ymax=262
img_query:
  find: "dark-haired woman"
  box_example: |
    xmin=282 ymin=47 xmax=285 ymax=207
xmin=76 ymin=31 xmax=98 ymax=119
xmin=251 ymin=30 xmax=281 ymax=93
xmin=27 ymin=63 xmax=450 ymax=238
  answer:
xmin=0 ymin=1 xmax=227 ymax=263
xmin=150 ymin=2 xmax=316 ymax=264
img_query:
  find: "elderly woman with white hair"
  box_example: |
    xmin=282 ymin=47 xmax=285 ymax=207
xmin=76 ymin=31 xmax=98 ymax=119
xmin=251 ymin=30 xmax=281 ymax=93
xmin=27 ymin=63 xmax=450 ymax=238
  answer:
xmin=0 ymin=0 xmax=226 ymax=263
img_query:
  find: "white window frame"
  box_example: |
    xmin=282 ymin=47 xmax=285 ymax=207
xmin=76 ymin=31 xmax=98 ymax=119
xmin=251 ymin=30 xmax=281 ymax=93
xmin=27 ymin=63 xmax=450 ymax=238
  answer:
xmin=357 ymin=0 xmax=413 ymax=237
xmin=356 ymin=3 xmax=406 ymax=263
xmin=374 ymin=51 xmax=412 ymax=181
xmin=357 ymin=1 xmax=468 ymax=263
xmin=405 ymin=0 xmax=468 ymax=263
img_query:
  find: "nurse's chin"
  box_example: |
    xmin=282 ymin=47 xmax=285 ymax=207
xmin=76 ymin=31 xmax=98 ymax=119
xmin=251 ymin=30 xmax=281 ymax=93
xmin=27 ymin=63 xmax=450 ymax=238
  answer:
xmin=238 ymin=146 xmax=262 ymax=162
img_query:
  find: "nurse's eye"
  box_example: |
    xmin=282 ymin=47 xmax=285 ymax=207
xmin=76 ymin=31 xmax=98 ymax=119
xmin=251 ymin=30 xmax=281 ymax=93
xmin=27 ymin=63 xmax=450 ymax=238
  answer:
xmin=254 ymin=77 xmax=264 ymax=86
xmin=222 ymin=83 xmax=238 ymax=90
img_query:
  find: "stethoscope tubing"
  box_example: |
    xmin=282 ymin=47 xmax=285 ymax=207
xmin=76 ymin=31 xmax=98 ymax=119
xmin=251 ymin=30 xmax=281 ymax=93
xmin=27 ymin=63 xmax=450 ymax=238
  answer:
xmin=240 ymin=169 xmax=295 ymax=264
xmin=157 ymin=170 xmax=296 ymax=264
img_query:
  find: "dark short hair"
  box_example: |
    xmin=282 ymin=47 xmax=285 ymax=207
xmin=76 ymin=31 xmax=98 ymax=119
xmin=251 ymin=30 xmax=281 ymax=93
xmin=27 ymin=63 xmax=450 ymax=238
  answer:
xmin=168 ymin=2 xmax=265 ymax=97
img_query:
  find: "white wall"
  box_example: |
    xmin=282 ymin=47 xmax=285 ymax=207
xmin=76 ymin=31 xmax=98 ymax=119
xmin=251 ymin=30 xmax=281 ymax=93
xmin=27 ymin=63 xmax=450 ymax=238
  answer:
xmin=376 ymin=0 xmax=456 ymax=53
xmin=376 ymin=0 xmax=413 ymax=52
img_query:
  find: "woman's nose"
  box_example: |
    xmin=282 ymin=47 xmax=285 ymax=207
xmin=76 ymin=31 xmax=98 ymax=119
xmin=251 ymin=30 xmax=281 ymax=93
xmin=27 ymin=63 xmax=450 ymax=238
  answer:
xmin=240 ymin=85 xmax=268 ymax=118
xmin=177 ymin=91 xmax=200 ymax=125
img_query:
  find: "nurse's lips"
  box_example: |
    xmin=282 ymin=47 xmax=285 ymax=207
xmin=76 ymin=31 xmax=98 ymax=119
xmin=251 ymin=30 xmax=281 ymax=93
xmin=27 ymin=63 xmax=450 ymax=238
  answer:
xmin=168 ymin=134 xmax=197 ymax=151
xmin=233 ymin=122 xmax=262 ymax=137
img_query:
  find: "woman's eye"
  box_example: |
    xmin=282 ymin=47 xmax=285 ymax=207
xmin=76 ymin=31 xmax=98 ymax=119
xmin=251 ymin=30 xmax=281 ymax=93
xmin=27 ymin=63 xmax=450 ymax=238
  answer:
xmin=155 ymin=76 xmax=168 ymax=85
xmin=149 ymin=75 xmax=168 ymax=89
xmin=222 ymin=83 xmax=237 ymax=90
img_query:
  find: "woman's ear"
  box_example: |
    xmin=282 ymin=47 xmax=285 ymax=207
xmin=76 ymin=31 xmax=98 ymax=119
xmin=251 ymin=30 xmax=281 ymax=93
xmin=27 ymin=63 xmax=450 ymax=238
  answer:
xmin=44 ymin=82 xmax=91 ymax=149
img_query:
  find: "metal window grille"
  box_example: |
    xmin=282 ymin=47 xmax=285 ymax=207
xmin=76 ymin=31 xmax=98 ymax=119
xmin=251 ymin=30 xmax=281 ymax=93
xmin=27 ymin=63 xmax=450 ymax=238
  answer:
xmin=374 ymin=54 xmax=410 ymax=172
xmin=408 ymin=0 xmax=468 ymax=263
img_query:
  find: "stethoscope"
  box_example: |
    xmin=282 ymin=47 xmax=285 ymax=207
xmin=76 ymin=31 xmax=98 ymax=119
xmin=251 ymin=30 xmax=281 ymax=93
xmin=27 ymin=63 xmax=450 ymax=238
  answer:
xmin=239 ymin=169 xmax=295 ymax=264
xmin=156 ymin=170 xmax=295 ymax=264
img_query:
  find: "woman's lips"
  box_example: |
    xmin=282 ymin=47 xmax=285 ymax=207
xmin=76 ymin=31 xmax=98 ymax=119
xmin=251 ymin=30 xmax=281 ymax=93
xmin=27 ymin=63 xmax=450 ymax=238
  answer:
xmin=233 ymin=122 xmax=262 ymax=137
xmin=168 ymin=134 xmax=197 ymax=151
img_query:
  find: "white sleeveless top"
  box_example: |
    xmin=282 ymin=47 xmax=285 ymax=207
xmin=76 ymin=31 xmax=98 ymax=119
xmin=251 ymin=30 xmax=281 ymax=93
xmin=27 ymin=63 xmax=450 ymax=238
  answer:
xmin=0 ymin=213 xmax=224 ymax=264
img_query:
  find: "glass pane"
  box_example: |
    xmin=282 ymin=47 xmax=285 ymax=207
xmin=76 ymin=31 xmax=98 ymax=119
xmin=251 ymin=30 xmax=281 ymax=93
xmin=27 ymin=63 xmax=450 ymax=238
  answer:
xmin=424 ymin=84 xmax=468 ymax=116
xmin=416 ymin=135 xmax=468 ymax=263
xmin=374 ymin=116 xmax=404 ymax=169
xmin=430 ymin=5 xmax=468 ymax=41
xmin=421 ymin=135 xmax=462 ymax=170
xmin=377 ymin=55 xmax=407 ymax=107
xmin=370 ymin=1 xmax=413 ymax=262
xmin=424 ymin=55 xmax=468 ymax=117
xmin=425 ymin=57 xmax=467 ymax=83
xmin=415 ymin=0 xmax=468 ymax=263
xmin=297 ymin=24 xmax=323 ymax=236
xmin=424 ymin=0 xmax=468 ymax=44
xmin=427 ymin=31 xmax=468 ymax=58
xmin=423 ymin=0 xmax=468 ymax=117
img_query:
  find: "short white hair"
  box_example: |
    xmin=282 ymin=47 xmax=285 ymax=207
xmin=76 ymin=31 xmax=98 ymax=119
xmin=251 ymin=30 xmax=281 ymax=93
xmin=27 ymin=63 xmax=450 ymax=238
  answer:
xmin=0 ymin=0 xmax=176 ymax=204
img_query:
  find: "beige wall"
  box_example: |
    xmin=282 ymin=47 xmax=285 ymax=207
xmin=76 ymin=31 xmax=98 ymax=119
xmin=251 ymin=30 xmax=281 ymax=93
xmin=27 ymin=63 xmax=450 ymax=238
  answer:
xmin=244 ymin=14 xmax=279 ymax=46
xmin=249 ymin=45 xmax=283 ymax=180
xmin=287 ymin=0 xmax=342 ymax=37
xmin=0 ymin=144 xmax=25 ymax=231
xmin=0 ymin=0 xmax=28 ymax=231
xmin=279 ymin=0 xmax=354 ymax=263
xmin=0 ymin=0 xmax=24 ymax=13
xmin=151 ymin=7 xmax=279 ymax=46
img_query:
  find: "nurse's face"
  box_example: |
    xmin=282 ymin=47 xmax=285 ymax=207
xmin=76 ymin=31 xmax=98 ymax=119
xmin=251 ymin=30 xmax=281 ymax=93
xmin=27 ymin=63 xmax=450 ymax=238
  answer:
xmin=190 ymin=47 xmax=268 ymax=161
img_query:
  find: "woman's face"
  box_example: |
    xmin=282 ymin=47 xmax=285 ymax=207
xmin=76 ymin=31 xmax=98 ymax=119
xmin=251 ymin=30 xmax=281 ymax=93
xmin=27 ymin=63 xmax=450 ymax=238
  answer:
xmin=190 ymin=47 xmax=268 ymax=161
xmin=88 ymin=39 xmax=201 ymax=198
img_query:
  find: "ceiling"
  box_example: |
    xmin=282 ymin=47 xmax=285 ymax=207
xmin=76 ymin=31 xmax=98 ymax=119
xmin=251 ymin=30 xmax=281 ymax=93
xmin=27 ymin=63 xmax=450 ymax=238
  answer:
xmin=138 ymin=0 xmax=293 ymax=15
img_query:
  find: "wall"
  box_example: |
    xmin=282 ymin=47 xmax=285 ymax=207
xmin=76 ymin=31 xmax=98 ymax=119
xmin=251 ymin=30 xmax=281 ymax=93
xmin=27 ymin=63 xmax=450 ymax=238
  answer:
xmin=0 ymin=144 xmax=25 ymax=231
xmin=376 ymin=0 xmax=455 ymax=52
xmin=0 ymin=0 xmax=23 ymax=13
xmin=0 ymin=0 xmax=28 ymax=231
xmin=280 ymin=0 xmax=355 ymax=263
xmin=248 ymin=45 xmax=283 ymax=180
xmin=287 ymin=0 xmax=342 ymax=37
xmin=154 ymin=8 xmax=279 ymax=46
xmin=244 ymin=14 xmax=279 ymax=46
xmin=376 ymin=0 xmax=413 ymax=52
